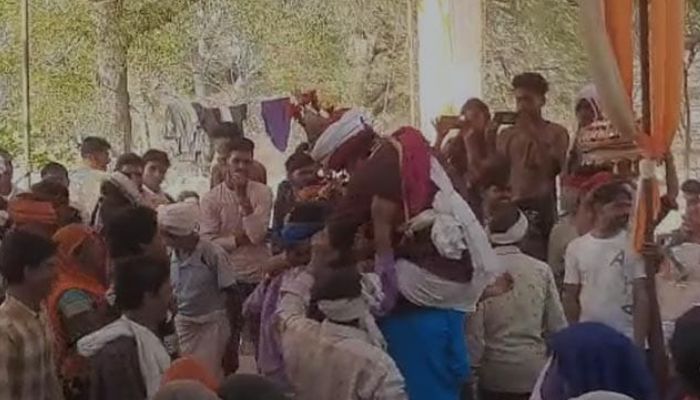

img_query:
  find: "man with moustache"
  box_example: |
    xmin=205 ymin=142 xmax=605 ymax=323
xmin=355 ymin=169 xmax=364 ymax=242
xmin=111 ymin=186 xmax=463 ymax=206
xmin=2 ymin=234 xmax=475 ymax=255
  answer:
xmin=200 ymin=137 xmax=273 ymax=299
xmin=562 ymin=181 xmax=650 ymax=346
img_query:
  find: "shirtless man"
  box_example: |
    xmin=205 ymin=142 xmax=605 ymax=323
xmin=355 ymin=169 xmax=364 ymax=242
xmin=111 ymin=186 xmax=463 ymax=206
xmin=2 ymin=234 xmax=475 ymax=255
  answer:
xmin=497 ymin=72 xmax=569 ymax=261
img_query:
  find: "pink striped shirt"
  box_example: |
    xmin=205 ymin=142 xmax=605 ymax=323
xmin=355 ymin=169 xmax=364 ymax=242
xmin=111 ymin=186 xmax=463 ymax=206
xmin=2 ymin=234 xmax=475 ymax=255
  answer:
xmin=200 ymin=181 xmax=273 ymax=283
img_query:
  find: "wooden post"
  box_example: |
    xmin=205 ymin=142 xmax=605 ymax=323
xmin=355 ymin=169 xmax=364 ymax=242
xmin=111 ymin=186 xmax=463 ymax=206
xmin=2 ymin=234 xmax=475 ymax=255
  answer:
xmin=639 ymin=0 xmax=669 ymax=393
xmin=21 ymin=0 xmax=31 ymax=185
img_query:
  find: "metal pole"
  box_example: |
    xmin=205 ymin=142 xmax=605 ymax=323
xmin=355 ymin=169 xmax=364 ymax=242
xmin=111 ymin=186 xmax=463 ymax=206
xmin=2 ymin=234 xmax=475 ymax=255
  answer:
xmin=21 ymin=0 xmax=31 ymax=185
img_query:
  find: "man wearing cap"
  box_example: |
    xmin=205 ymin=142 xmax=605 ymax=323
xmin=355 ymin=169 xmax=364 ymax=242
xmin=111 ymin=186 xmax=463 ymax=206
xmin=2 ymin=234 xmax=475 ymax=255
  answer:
xmin=158 ymin=202 xmax=241 ymax=379
xmin=468 ymin=203 xmax=566 ymax=400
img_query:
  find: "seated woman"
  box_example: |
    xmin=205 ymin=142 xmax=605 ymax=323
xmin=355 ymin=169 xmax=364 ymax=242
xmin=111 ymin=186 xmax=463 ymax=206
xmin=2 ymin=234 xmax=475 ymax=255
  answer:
xmin=47 ymin=224 xmax=113 ymax=399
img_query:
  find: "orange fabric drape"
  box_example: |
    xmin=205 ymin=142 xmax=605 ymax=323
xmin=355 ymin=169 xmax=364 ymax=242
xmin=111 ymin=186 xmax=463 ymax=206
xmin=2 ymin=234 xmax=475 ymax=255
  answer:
xmin=603 ymin=0 xmax=634 ymax=101
xmin=643 ymin=0 xmax=685 ymax=157
xmin=633 ymin=0 xmax=685 ymax=250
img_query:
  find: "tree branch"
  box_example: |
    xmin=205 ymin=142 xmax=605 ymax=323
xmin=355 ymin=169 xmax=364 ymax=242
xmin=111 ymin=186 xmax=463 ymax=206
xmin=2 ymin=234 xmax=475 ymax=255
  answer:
xmin=122 ymin=0 xmax=197 ymax=46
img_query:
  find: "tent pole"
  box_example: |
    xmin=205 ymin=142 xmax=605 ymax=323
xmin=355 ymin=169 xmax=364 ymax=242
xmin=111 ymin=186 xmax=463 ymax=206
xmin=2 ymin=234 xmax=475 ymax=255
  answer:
xmin=21 ymin=0 xmax=31 ymax=185
xmin=639 ymin=0 xmax=669 ymax=393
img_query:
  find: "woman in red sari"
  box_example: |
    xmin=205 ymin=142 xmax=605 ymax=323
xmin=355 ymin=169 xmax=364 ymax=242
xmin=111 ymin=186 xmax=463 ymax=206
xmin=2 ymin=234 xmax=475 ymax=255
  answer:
xmin=47 ymin=224 xmax=113 ymax=400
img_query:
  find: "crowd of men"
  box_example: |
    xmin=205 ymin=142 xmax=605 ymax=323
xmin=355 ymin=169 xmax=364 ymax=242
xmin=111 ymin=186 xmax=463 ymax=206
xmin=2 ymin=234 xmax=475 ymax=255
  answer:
xmin=0 ymin=71 xmax=698 ymax=400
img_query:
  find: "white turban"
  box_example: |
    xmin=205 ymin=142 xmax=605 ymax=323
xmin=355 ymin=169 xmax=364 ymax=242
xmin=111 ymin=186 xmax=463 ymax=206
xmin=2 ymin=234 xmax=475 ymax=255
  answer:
xmin=575 ymin=83 xmax=603 ymax=120
xmin=310 ymin=108 xmax=368 ymax=163
xmin=489 ymin=211 xmax=529 ymax=245
xmin=317 ymin=273 xmax=386 ymax=349
xmin=157 ymin=202 xmax=200 ymax=236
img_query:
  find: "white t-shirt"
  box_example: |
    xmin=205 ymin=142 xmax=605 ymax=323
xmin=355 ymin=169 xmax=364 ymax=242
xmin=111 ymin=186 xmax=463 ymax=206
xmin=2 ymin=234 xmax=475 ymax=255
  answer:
xmin=564 ymin=230 xmax=646 ymax=339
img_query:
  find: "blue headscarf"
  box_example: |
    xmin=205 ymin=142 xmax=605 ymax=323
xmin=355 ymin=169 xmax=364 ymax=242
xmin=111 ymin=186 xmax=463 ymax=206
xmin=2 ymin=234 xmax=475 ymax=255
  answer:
xmin=280 ymin=222 xmax=324 ymax=247
xmin=541 ymin=322 xmax=657 ymax=400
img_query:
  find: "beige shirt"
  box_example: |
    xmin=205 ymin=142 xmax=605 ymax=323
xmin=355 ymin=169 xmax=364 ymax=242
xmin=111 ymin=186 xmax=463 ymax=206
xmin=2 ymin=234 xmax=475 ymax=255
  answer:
xmin=277 ymin=271 xmax=407 ymax=400
xmin=467 ymin=245 xmax=567 ymax=393
xmin=200 ymin=181 xmax=273 ymax=283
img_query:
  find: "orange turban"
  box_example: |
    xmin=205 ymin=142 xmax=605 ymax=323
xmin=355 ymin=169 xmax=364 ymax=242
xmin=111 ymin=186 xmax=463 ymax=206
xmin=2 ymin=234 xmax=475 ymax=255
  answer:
xmin=8 ymin=196 xmax=58 ymax=227
xmin=161 ymin=357 xmax=219 ymax=392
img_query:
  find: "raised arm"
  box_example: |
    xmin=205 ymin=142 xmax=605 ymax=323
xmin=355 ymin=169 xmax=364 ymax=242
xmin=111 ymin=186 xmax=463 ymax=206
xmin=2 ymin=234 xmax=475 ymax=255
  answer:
xmin=371 ymin=196 xmax=401 ymax=315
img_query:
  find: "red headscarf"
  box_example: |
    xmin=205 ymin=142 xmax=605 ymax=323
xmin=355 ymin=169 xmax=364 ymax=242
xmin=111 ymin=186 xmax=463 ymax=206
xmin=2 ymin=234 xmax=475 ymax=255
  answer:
xmin=46 ymin=223 xmax=108 ymax=379
xmin=390 ymin=127 xmax=434 ymax=218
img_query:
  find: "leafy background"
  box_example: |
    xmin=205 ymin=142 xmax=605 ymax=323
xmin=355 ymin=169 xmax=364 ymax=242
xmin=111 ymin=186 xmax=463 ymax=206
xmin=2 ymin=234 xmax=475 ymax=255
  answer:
xmin=0 ymin=0 xmax=699 ymax=184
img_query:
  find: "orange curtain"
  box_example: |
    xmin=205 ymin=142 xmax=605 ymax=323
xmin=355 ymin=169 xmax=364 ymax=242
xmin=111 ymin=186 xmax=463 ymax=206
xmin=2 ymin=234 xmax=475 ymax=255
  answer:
xmin=603 ymin=0 xmax=634 ymax=102
xmin=644 ymin=0 xmax=685 ymax=157
xmin=633 ymin=0 xmax=685 ymax=250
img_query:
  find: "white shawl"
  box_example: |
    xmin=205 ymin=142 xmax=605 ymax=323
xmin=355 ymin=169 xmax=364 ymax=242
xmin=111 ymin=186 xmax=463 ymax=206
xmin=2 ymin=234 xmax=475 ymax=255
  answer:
xmin=77 ymin=315 xmax=171 ymax=399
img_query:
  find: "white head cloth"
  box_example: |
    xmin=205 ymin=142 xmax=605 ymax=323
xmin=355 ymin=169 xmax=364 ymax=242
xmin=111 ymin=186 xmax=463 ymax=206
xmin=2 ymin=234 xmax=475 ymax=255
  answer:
xmin=317 ymin=273 xmax=386 ymax=349
xmin=572 ymin=392 xmax=634 ymax=400
xmin=310 ymin=108 xmax=368 ymax=163
xmin=489 ymin=211 xmax=529 ymax=245
xmin=576 ymin=83 xmax=603 ymax=120
xmin=157 ymin=202 xmax=200 ymax=236
xmin=78 ymin=315 xmax=171 ymax=399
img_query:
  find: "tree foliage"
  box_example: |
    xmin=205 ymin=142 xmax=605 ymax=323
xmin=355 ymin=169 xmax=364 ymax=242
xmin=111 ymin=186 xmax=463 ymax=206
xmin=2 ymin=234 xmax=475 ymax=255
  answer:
xmin=1 ymin=0 xmax=697 ymax=171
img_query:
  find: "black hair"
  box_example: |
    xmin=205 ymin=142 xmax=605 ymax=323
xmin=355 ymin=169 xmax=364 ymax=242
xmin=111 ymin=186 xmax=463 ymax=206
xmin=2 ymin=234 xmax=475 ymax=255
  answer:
xmin=142 ymin=149 xmax=171 ymax=169
xmin=287 ymin=202 xmax=329 ymax=225
xmin=114 ymin=153 xmax=144 ymax=171
xmin=31 ymin=179 xmax=69 ymax=205
xmin=590 ymin=181 xmax=633 ymax=206
xmin=671 ymin=307 xmax=700 ymax=396
xmin=295 ymin=142 xmax=311 ymax=153
xmin=80 ymin=136 xmax=111 ymax=158
xmin=114 ymin=255 xmax=170 ymax=311
xmin=0 ymin=229 xmax=56 ymax=284
xmin=219 ymin=374 xmax=288 ymax=400
xmin=104 ymin=206 xmax=158 ymax=259
xmin=512 ymin=72 xmax=550 ymax=96
xmin=681 ymin=179 xmax=700 ymax=195
xmin=311 ymin=263 xmax=362 ymax=302
xmin=480 ymin=155 xmax=511 ymax=189
xmin=229 ymin=137 xmax=255 ymax=154
xmin=40 ymin=162 xmax=68 ymax=180
xmin=210 ymin=122 xmax=244 ymax=140
xmin=285 ymin=151 xmax=316 ymax=174
xmin=461 ymin=98 xmax=491 ymax=120
xmin=489 ymin=203 xmax=521 ymax=234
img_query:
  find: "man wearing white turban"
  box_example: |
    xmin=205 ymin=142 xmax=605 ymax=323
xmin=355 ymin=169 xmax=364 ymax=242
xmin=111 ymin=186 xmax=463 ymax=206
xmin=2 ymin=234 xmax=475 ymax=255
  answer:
xmin=157 ymin=202 xmax=241 ymax=380
xmin=468 ymin=203 xmax=567 ymax=400
xmin=309 ymin=108 xmax=377 ymax=174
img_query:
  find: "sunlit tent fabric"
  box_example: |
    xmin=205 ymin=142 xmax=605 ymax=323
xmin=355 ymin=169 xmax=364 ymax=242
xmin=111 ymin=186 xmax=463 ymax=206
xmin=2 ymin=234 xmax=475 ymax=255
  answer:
xmin=579 ymin=0 xmax=684 ymax=250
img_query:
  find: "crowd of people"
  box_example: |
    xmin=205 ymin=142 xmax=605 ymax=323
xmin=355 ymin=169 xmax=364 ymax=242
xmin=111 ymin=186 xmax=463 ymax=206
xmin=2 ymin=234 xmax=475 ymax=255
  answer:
xmin=0 ymin=71 xmax=698 ymax=400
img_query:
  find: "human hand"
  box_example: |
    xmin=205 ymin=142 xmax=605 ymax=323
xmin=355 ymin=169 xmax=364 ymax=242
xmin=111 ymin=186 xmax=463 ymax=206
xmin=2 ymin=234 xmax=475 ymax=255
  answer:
xmin=230 ymin=172 xmax=248 ymax=194
xmin=480 ymin=272 xmax=514 ymax=301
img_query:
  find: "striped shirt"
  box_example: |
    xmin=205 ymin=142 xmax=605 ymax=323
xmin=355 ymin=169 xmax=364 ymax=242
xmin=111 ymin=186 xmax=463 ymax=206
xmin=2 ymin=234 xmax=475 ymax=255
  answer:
xmin=0 ymin=296 xmax=63 ymax=400
xmin=200 ymin=181 xmax=273 ymax=284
